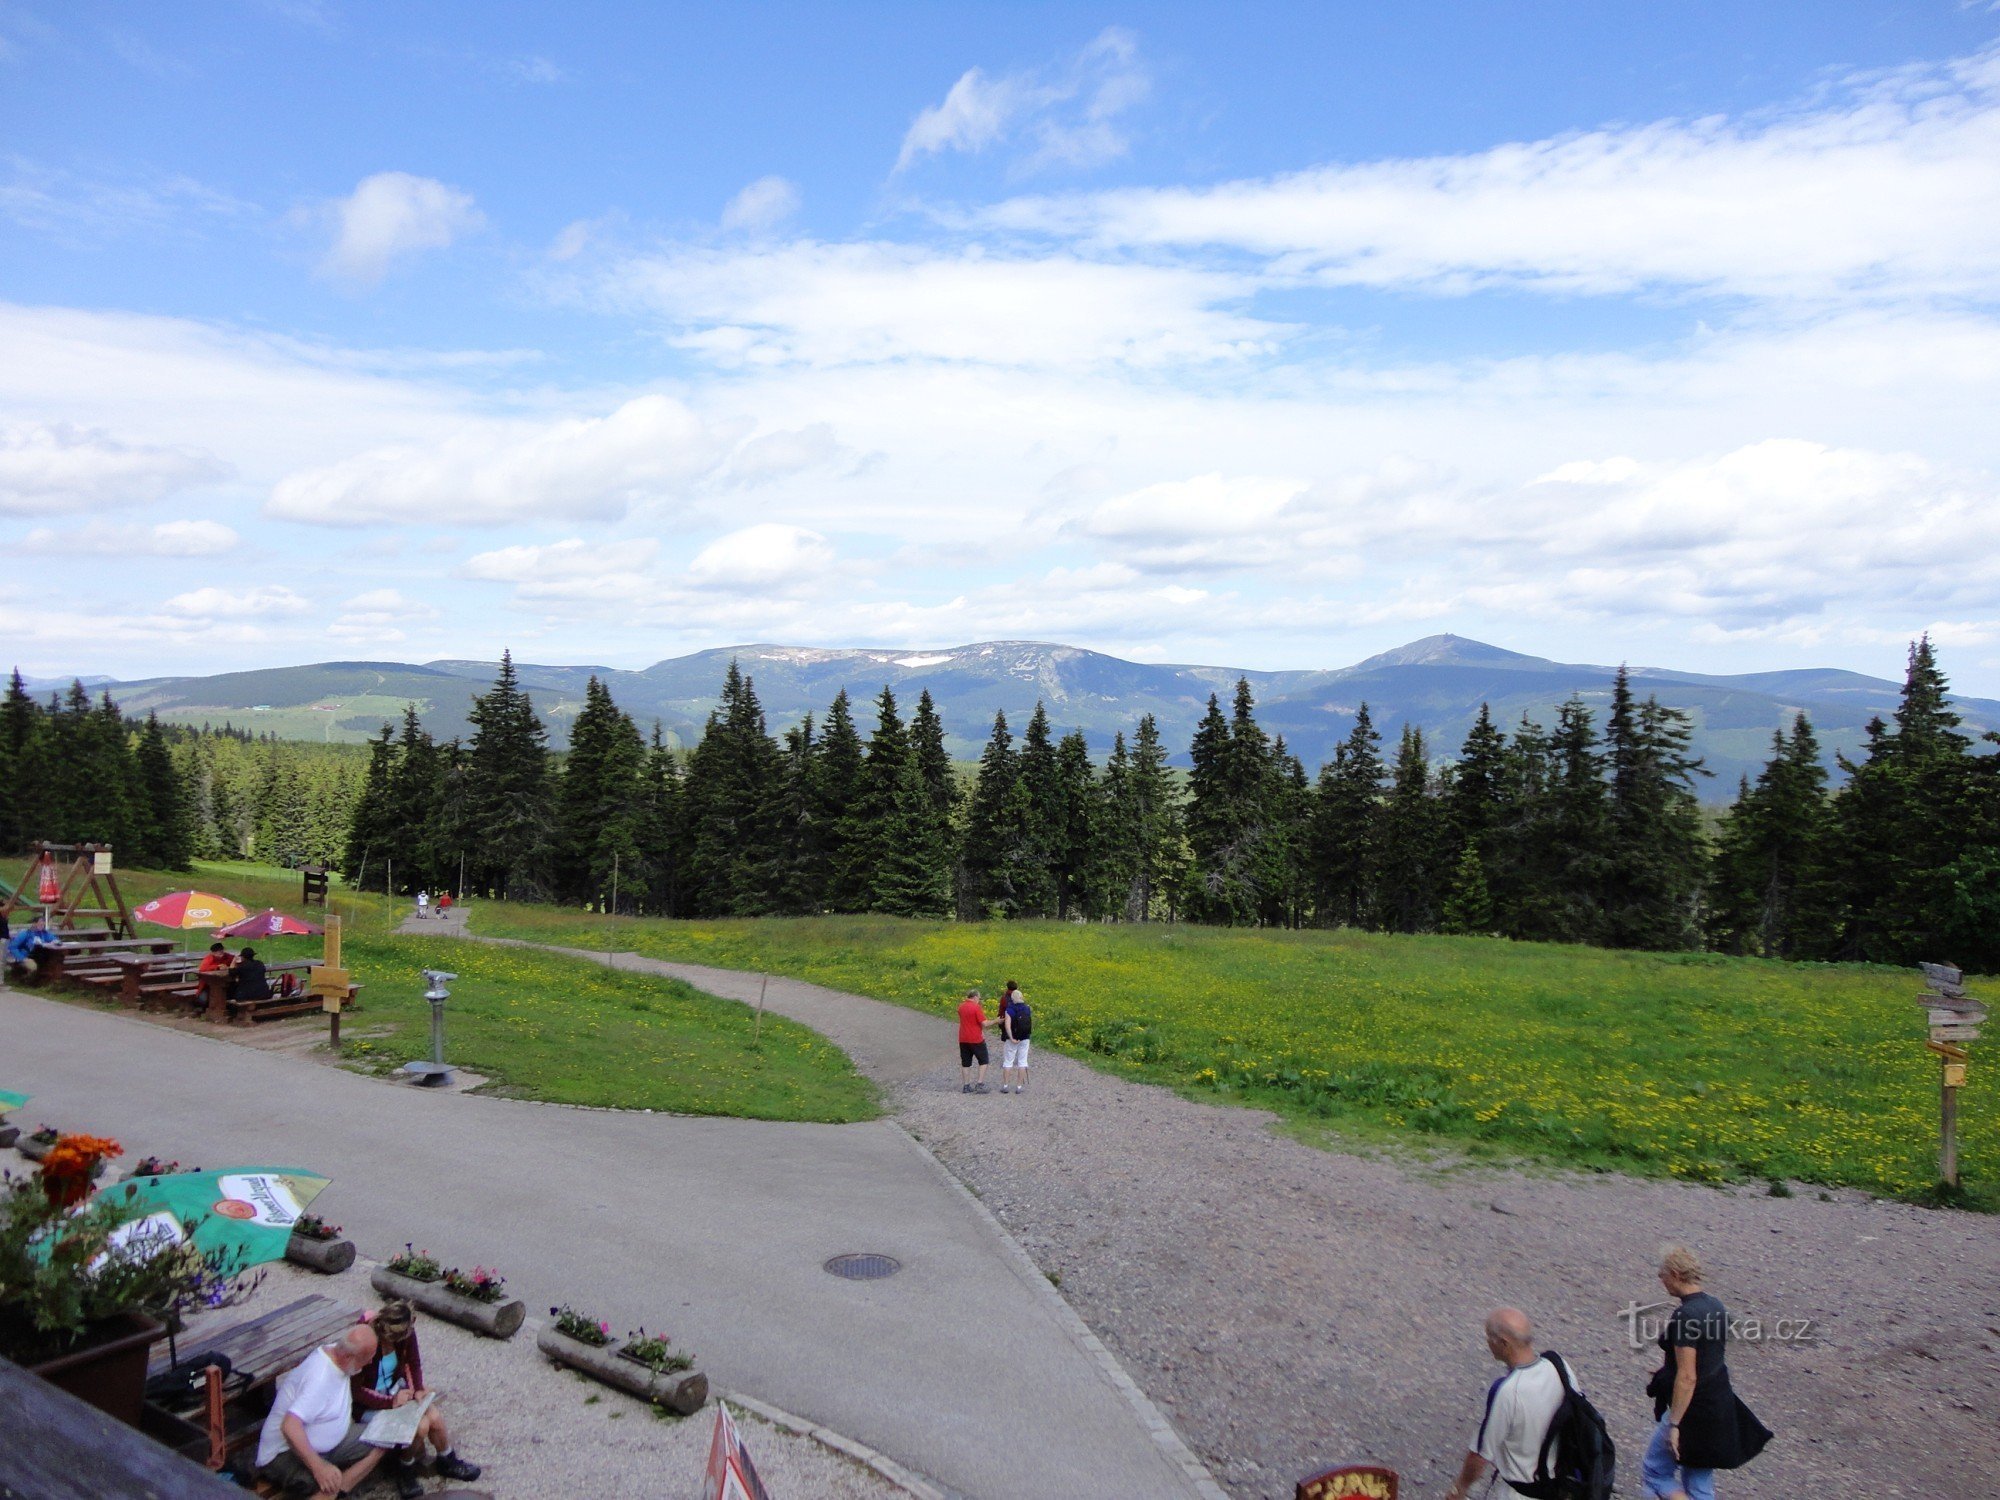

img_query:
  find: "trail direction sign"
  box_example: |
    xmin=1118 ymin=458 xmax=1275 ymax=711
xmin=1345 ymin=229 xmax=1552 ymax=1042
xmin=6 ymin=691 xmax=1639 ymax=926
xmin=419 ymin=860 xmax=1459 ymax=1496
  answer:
xmin=1915 ymin=961 xmax=1983 ymax=1188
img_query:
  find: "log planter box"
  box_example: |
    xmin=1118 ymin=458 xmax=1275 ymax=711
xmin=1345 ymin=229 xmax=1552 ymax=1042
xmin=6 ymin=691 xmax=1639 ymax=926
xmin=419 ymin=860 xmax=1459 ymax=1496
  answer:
xmin=26 ymin=1312 xmax=168 ymax=1429
xmin=370 ymin=1267 xmax=524 ymax=1339
xmin=285 ymin=1233 xmax=357 ymax=1275
xmin=18 ymin=1133 xmax=57 ymax=1163
xmin=534 ymin=1327 xmax=708 ymax=1414
xmin=0 ymin=1123 xmax=17 ymax=1150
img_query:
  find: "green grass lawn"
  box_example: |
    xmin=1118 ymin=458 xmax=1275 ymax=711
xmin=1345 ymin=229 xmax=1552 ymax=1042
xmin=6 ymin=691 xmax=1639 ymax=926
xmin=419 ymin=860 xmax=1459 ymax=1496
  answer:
xmin=77 ymin=865 xmax=877 ymax=1124
xmin=468 ymin=902 xmax=1994 ymax=1208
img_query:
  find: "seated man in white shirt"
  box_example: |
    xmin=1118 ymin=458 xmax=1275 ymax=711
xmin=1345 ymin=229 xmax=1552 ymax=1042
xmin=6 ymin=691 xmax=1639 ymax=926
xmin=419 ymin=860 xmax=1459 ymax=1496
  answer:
xmin=254 ymin=1325 xmax=388 ymax=1497
xmin=1444 ymin=1307 xmax=1570 ymax=1500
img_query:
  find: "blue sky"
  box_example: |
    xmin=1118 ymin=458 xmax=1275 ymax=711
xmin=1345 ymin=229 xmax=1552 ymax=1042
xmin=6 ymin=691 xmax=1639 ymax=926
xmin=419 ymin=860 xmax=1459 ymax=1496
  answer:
xmin=4 ymin=1 xmax=2000 ymax=691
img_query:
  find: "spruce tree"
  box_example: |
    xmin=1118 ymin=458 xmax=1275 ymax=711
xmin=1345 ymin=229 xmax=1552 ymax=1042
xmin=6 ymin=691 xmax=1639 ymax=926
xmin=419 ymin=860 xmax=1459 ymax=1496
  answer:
xmin=766 ymin=716 xmax=821 ymax=914
xmin=680 ymin=663 xmax=783 ymax=915
xmin=1308 ymin=704 xmax=1384 ymax=927
xmin=1125 ymin=714 xmax=1183 ymax=921
xmin=1052 ymin=728 xmax=1099 ymax=919
xmin=957 ymin=711 xmax=1021 ymax=918
xmin=1601 ymin=670 xmax=1708 ymax=949
xmin=386 ymin=705 xmax=445 ymax=890
xmin=135 ymin=714 xmax=192 ymax=869
xmin=1371 ymin=724 xmax=1447 ymax=933
xmin=871 ymin=750 xmax=954 ymax=917
xmin=1010 ymin=704 xmax=1062 ymax=917
xmin=853 ymin=687 xmax=913 ymax=912
xmin=463 ymin=651 xmax=553 ymax=900
xmin=552 ymin=679 xmax=623 ymax=901
xmin=638 ymin=726 xmax=684 ymax=916
xmin=812 ymin=690 xmax=867 ymax=910
xmin=1440 ymin=844 xmax=1495 ymax=935
xmin=1709 ymin=716 xmax=1832 ymax=958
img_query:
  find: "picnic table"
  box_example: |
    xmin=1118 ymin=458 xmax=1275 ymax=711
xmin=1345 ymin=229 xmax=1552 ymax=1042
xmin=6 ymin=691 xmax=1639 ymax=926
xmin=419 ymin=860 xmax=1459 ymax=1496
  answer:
xmin=144 ymin=1293 xmax=359 ymax=1477
xmin=29 ymin=936 xmax=175 ymax=986
xmin=195 ymin=962 xmax=355 ymax=1025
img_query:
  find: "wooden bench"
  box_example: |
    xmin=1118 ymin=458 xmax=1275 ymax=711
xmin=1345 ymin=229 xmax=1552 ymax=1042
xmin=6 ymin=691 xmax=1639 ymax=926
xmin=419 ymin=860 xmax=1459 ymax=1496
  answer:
xmin=144 ymin=1293 xmax=360 ymax=1478
xmin=35 ymin=937 xmax=175 ymax=985
xmin=198 ymin=964 xmax=361 ymax=1025
xmin=102 ymin=952 xmax=204 ymax=1010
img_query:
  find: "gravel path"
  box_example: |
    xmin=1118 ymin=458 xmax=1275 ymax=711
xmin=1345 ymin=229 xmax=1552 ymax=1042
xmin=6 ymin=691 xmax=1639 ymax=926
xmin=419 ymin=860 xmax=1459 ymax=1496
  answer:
xmin=897 ymin=1049 xmax=2000 ymax=1499
xmin=168 ymin=1258 xmax=908 ymax=1500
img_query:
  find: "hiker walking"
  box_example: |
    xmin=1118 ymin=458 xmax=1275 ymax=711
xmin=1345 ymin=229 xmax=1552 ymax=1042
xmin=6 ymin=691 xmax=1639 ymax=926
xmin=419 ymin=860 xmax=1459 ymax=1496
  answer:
xmin=999 ymin=980 xmax=1032 ymax=1094
xmin=415 ymin=889 xmax=430 ymax=920
xmin=1642 ymin=1245 xmax=1771 ymax=1500
xmin=956 ymin=989 xmax=992 ymax=1093
xmin=1443 ymin=1307 xmax=1612 ymax=1499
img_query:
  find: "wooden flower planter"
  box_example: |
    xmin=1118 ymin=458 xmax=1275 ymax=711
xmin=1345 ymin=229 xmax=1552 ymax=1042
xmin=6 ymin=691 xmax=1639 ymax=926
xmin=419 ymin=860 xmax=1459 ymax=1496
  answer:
xmin=0 ymin=1123 xmax=17 ymax=1150
xmin=535 ymin=1327 xmax=708 ymax=1414
xmin=26 ymin=1312 xmax=167 ymax=1429
xmin=18 ymin=1134 xmax=57 ymax=1163
xmin=370 ymin=1267 xmax=524 ymax=1339
xmin=285 ymin=1233 xmax=357 ymax=1274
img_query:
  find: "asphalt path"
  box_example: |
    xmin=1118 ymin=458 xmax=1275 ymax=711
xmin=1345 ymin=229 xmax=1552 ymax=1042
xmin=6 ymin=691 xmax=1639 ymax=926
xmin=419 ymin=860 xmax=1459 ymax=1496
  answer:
xmin=1 ymin=923 xmax=1221 ymax=1500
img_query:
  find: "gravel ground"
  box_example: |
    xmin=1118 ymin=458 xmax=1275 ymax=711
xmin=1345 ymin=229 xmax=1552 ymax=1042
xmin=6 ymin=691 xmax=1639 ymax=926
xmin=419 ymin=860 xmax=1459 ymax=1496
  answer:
xmin=167 ymin=1259 xmax=907 ymax=1500
xmin=899 ymin=1054 xmax=2000 ymax=1500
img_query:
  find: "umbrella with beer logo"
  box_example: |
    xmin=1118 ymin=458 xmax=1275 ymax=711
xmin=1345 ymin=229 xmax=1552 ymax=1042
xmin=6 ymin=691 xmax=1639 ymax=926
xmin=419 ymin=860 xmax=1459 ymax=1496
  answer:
xmin=106 ymin=1166 xmax=332 ymax=1268
xmin=133 ymin=890 xmax=251 ymax=930
xmin=217 ymin=907 xmax=323 ymax=939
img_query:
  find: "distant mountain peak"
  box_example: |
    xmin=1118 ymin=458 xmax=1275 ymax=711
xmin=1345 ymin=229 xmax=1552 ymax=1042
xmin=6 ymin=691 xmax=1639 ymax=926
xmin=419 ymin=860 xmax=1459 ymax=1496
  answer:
xmin=1350 ymin=634 xmax=1547 ymax=671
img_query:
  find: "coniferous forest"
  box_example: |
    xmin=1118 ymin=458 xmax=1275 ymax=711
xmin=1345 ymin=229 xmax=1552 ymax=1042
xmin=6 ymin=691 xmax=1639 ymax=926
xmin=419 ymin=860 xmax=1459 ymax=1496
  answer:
xmin=3 ymin=640 xmax=1996 ymax=969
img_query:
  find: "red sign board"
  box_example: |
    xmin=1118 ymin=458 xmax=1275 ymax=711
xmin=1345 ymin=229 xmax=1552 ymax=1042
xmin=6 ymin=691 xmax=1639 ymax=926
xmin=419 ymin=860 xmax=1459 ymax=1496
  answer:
xmin=702 ymin=1401 xmax=770 ymax=1500
xmin=1297 ymin=1463 xmax=1399 ymax=1500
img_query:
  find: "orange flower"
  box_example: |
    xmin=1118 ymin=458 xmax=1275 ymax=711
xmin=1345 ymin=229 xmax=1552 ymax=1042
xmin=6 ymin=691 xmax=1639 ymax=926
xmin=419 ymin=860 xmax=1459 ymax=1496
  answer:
xmin=41 ymin=1133 xmax=124 ymax=1177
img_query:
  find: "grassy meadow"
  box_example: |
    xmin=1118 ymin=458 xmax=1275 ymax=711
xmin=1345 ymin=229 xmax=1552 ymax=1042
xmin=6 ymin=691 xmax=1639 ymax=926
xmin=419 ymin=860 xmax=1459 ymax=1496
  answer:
xmin=77 ymin=864 xmax=877 ymax=1124
xmin=469 ymin=902 xmax=1993 ymax=1208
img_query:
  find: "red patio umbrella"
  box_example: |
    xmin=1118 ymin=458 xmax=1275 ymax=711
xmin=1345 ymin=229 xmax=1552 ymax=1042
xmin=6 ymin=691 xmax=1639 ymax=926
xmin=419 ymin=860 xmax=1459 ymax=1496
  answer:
xmin=217 ymin=907 xmax=324 ymax=939
xmin=36 ymin=852 xmax=60 ymax=906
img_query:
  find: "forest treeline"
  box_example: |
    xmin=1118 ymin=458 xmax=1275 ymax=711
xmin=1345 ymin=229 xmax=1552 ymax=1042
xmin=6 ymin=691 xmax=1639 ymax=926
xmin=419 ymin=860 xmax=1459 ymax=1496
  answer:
xmin=0 ymin=677 xmax=363 ymax=876
xmin=3 ymin=641 xmax=1995 ymax=968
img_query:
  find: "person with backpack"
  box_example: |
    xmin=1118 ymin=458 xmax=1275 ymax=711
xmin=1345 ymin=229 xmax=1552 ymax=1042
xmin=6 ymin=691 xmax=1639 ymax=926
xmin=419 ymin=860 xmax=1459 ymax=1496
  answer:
xmin=1641 ymin=1245 xmax=1770 ymax=1500
xmin=999 ymin=980 xmax=1032 ymax=1094
xmin=1444 ymin=1307 xmax=1613 ymax=1500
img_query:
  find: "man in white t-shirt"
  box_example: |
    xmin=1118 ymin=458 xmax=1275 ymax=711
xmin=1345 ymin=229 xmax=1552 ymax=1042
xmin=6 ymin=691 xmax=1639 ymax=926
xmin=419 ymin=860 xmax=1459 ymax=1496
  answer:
xmin=1443 ymin=1307 xmax=1571 ymax=1499
xmin=255 ymin=1325 xmax=387 ymax=1497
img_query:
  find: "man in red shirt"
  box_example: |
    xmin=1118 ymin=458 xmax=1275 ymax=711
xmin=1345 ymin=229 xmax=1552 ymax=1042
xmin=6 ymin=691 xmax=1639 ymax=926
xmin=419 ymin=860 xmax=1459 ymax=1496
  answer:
xmin=956 ymin=989 xmax=993 ymax=1094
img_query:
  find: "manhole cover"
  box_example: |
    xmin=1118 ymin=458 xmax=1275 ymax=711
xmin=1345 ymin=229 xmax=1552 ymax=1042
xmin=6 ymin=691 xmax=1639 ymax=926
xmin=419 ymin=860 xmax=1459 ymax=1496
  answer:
xmin=824 ymin=1253 xmax=902 ymax=1281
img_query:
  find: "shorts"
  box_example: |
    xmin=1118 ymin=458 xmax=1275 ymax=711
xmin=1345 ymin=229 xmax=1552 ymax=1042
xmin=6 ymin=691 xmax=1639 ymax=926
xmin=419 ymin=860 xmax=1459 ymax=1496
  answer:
xmin=1003 ymin=1038 xmax=1031 ymax=1069
xmin=260 ymin=1428 xmax=373 ymax=1494
xmin=958 ymin=1041 xmax=989 ymax=1067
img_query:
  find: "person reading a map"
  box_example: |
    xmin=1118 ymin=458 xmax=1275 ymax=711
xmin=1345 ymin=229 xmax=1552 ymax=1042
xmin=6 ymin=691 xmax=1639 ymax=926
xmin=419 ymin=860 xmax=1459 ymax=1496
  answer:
xmin=353 ymin=1298 xmax=481 ymax=1497
xmin=254 ymin=1325 xmax=388 ymax=1497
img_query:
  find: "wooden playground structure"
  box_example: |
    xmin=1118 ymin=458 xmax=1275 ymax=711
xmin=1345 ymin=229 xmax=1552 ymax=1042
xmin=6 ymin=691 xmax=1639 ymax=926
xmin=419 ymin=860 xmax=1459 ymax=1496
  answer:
xmin=0 ymin=843 xmax=135 ymax=938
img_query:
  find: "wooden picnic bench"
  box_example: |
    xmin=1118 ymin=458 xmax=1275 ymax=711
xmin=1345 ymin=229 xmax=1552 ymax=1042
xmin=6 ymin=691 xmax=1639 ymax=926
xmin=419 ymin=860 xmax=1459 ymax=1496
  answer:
xmin=197 ymin=963 xmax=362 ymax=1025
xmin=144 ymin=1293 xmax=359 ymax=1479
xmin=28 ymin=936 xmax=174 ymax=986
xmin=97 ymin=951 xmax=206 ymax=1011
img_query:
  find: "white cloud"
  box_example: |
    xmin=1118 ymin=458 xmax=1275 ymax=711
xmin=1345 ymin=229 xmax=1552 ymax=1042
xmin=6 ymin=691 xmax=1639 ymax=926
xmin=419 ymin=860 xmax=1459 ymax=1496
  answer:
xmin=687 ymin=523 xmax=835 ymax=590
xmin=987 ymin=45 xmax=2000 ymax=302
xmin=267 ymin=395 xmax=720 ymax=525
xmin=502 ymin=55 xmax=566 ymax=85
xmin=599 ymin=241 xmax=1278 ymax=368
xmin=0 ymin=419 xmax=227 ymax=514
xmin=21 ymin=519 xmax=239 ymax=556
xmin=164 ymin=585 xmax=311 ymax=619
xmin=724 ymin=423 xmax=849 ymax=486
xmin=721 ymin=176 xmax=801 ymax=233
xmin=317 ymin=172 xmax=484 ymax=287
xmin=896 ymin=27 xmax=1149 ymax=174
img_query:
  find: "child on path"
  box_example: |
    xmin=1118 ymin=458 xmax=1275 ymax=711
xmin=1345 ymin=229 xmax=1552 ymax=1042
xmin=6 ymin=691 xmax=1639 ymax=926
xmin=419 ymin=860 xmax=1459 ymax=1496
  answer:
xmin=957 ymin=989 xmax=993 ymax=1093
xmin=999 ymin=981 xmax=1033 ymax=1094
xmin=415 ymin=890 xmax=430 ymax=920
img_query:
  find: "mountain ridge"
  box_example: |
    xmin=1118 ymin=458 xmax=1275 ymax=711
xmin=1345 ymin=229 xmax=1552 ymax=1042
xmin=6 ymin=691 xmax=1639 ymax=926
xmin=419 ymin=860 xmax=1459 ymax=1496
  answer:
xmin=55 ymin=634 xmax=2000 ymax=795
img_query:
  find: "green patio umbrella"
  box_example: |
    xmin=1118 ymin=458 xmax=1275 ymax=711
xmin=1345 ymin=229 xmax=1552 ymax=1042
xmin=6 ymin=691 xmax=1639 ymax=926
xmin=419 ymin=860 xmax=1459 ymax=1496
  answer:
xmin=106 ymin=1167 xmax=332 ymax=1268
xmin=0 ymin=1089 xmax=27 ymax=1115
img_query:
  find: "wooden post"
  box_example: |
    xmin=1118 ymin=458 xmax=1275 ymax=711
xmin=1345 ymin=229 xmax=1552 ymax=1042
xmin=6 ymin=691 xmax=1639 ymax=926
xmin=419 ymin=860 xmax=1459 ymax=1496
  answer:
xmin=322 ymin=916 xmax=346 ymax=1054
xmin=1941 ymin=1071 xmax=1959 ymax=1188
xmin=752 ymin=973 xmax=769 ymax=1047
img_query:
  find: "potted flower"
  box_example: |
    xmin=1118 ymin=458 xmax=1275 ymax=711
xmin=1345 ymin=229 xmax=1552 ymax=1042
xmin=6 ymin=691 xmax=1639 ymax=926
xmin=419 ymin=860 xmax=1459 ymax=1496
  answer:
xmin=0 ymin=1174 xmax=257 ymax=1427
xmin=39 ymin=1134 xmax=123 ymax=1209
xmin=18 ymin=1124 xmax=61 ymax=1163
xmin=371 ymin=1250 xmax=524 ymax=1339
xmin=284 ymin=1212 xmax=356 ymax=1275
xmin=535 ymin=1311 xmax=707 ymax=1413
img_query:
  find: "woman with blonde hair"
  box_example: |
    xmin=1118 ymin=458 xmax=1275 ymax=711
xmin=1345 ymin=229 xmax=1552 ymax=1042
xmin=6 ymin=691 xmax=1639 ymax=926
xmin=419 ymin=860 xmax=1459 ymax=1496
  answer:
xmin=1642 ymin=1245 xmax=1771 ymax=1499
xmin=353 ymin=1298 xmax=481 ymax=1497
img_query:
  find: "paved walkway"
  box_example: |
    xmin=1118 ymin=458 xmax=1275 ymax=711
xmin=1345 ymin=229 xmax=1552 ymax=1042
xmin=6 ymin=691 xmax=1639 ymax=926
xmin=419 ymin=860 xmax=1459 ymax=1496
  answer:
xmin=2 ymin=921 xmax=1221 ymax=1500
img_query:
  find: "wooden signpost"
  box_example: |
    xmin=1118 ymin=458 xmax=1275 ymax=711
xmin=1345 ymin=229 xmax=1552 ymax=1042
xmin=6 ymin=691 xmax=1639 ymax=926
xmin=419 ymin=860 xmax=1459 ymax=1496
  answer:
xmin=311 ymin=916 xmax=351 ymax=1051
xmin=299 ymin=864 xmax=329 ymax=910
xmin=1916 ymin=961 xmax=1985 ymax=1188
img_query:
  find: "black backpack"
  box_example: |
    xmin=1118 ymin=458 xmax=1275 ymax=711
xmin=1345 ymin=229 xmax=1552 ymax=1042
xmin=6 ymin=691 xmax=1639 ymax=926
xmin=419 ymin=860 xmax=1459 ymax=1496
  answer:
xmin=1007 ymin=1001 xmax=1032 ymax=1039
xmin=1512 ymin=1352 xmax=1615 ymax=1500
